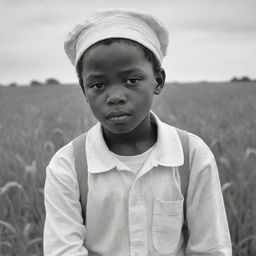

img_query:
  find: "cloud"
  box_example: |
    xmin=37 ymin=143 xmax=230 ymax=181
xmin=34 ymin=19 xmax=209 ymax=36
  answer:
xmin=0 ymin=0 xmax=256 ymax=84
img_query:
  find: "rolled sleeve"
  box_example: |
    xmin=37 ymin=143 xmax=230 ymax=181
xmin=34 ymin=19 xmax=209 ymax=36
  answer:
xmin=43 ymin=143 xmax=88 ymax=256
xmin=185 ymin=134 xmax=232 ymax=255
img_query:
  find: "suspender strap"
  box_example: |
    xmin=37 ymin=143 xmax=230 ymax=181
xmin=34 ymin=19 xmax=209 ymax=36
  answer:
xmin=72 ymin=133 xmax=88 ymax=225
xmin=176 ymin=128 xmax=190 ymax=227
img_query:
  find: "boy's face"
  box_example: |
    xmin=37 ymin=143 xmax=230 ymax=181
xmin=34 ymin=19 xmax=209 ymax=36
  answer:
xmin=81 ymin=41 xmax=165 ymax=134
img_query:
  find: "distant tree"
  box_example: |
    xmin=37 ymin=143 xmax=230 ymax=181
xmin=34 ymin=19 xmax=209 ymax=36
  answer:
xmin=231 ymin=76 xmax=251 ymax=82
xmin=46 ymin=78 xmax=60 ymax=85
xmin=9 ymin=82 xmax=18 ymax=87
xmin=231 ymin=77 xmax=239 ymax=82
xmin=241 ymin=76 xmax=251 ymax=82
xmin=30 ymin=80 xmax=42 ymax=86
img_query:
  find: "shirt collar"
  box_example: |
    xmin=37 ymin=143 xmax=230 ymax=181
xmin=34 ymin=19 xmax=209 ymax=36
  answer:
xmin=150 ymin=112 xmax=184 ymax=167
xmin=85 ymin=111 xmax=184 ymax=173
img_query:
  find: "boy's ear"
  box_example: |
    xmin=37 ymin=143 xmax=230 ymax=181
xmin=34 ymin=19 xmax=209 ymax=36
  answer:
xmin=154 ymin=68 xmax=166 ymax=95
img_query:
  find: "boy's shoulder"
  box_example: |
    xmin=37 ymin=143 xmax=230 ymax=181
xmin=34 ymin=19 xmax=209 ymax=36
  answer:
xmin=47 ymin=140 xmax=75 ymax=176
xmin=170 ymin=124 xmax=215 ymax=161
xmin=186 ymin=131 xmax=215 ymax=160
xmin=47 ymin=131 xmax=88 ymax=174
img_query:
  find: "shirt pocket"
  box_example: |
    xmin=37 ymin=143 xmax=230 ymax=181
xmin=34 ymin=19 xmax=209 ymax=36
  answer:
xmin=152 ymin=198 xmax=184 ymax=255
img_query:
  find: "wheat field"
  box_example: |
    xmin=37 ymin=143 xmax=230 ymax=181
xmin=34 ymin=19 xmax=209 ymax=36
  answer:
xmin=0 ymin=81 xmax=256 ymax=255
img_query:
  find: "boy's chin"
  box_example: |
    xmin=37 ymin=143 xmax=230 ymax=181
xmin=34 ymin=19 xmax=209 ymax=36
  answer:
xmin=103 ymin=124 xmax=136 ymax=135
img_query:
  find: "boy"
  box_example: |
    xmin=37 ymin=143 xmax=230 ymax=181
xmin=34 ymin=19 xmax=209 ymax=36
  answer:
xmin=44 ymin=10 xmax=232 ymax=255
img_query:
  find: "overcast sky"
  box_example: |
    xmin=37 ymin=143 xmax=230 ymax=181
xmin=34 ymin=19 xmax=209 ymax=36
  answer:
xmin=0 ymin=0 xmax=255 ymax=85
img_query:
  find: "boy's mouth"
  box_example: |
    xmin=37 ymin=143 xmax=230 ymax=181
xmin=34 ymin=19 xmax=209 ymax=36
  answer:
xmin=106 ymin=111 xmax=131 ymax=123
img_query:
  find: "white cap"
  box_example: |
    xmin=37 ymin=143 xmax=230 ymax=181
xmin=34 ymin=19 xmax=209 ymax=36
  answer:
xmin=64 ymin=9 xmax=169 ymax=67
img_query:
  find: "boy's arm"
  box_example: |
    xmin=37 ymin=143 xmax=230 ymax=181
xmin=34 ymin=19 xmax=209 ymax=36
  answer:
xmin=43 ymin=143 xmax=88 ymax=256
xmin=185 ymin=134 xmax=232 ymax=256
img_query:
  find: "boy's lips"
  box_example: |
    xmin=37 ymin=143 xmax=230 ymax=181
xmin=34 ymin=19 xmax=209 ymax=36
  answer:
xmin=106 ymin=111 xmax=131 ymax=123
xmin=106 ymin=111 xmax=131 ymax=118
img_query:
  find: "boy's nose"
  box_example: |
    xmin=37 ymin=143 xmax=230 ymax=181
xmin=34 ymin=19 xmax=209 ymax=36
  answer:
xmin=106 ymin=88 xmax=127 ymax=105
xmin=107 ymin=94 xmax=126 ymax=105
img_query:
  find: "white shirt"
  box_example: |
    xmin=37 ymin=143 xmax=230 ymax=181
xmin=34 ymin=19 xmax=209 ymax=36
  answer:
xmin=112 ymin=144 xmax=155 ymax=175
xmin=44 ymin=113 xmax=232 ymax=256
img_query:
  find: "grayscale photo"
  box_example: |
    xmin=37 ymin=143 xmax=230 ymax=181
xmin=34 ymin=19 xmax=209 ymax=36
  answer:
xmin=0 ymin=0 xmax=255 ymax=255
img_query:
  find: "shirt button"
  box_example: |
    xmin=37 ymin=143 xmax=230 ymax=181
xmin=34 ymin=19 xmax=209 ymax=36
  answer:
xmin=131 ymin=198 xmax=139 ymax=206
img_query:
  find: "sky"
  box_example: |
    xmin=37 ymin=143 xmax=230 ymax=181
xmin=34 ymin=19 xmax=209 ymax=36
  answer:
xmin=0 ymin=0 xmax=256 ymax=85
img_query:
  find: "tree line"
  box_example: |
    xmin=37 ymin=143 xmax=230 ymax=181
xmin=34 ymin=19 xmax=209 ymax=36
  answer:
xmin=1 ymin=76 xmax=255 ymax=87
xmin=6 ymin=78 xmax=61 ymax=87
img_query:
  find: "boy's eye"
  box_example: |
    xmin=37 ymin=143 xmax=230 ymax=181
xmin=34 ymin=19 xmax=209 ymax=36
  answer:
xmin=91 ymin=82 xmax=105 ymax=90
xmin=126 ymin=77 xmax=140 ymax=86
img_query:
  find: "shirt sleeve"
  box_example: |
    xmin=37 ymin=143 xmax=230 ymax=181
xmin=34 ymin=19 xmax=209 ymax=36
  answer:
xmin=185 ymin=134 xmax=232 ymax=256
xmin=43 ymin=143 xmax=88 ymax=256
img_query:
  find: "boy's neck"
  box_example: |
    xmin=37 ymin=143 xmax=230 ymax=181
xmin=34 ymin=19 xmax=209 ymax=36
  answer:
xmin=102 ymin=115 xmax=157 ymax=156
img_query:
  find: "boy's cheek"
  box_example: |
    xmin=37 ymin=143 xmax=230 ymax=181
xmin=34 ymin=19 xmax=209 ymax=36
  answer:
xmin=84 ymin=92 xmax=95 ymax=104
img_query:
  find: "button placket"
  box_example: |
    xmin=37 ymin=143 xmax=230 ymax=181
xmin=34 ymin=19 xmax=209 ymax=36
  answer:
xmin=128 ymin=180 xmax=148 ymax=256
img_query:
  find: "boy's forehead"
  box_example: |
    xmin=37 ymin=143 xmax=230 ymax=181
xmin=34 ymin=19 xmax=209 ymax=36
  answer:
xmin=64 ymin=10 xmax=169 ymax=68
xmin=82 ymin=44 xmax=152 ymax=76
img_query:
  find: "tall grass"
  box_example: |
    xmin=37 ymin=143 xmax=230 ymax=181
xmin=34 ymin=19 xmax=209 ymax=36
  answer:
xmin=0 ymin=82 xmax=255 ymax=255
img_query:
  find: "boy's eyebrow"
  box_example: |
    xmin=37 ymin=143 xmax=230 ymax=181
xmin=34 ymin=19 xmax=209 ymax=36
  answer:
xmin=118 ymin=67 xmax=146 ymax=75
xmin=85 ymin=73 xmax=105 ymax=81
xmin=85 ymin=68 xmax=146 ymax=81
